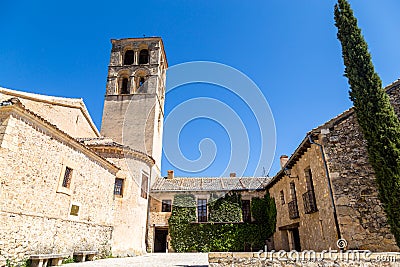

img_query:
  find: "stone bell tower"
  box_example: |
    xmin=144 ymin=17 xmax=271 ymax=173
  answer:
xmin=100 ymin=37 xmax=167 ymax=172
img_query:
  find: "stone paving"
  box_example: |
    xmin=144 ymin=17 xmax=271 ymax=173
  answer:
xmin=65 ymin=253 xmax=209 ymax=267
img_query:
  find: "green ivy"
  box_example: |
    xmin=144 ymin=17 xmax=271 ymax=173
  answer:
xmin=168 ymin=192 xmax=277 ymax=252
xmin=208 ymin=192 xmax=242 ymax=222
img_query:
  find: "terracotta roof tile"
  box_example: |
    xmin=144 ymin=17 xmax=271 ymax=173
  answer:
xmin=151 ymin=177 xmax=270 ymax=192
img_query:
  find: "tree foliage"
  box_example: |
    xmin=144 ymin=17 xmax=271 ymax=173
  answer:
xmin=334 ymin=0 xmax=400 ymax=246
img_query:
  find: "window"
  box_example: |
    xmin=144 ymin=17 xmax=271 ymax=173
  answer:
xmin=57 ymin=161 xmax=75 ymax=195
xmin=139 ymin=77 xmax=145 ymax=86
xmin=141 ymin=173 xmax=149 ymax=199
xmin=114 ymin=178 xmax=124 ymax=196
xmin=121 ymin=77 xmax=129 ymax=94
xmin=124 ymin=50 xmax=135 ymax=65
xmin=162 ymin=200 xmax=172 ymax=212
xmin=305 ymin=168 xmax=315 ymax=192
xmin=197 ymin=199 xmax=207 ymax=222
xmin=288 ymin=182 xmax=300 ymax=219
xmin=242 ymin=200 xmax=251 ymax=222
xmin=62 ymin=167 xmax=73 ymax=188
xmin=280 ymin=190 xmax=285 ymax=205
xmin=303 ymin=168 xmax=318 ymax=213
xmin=139 ymin=49 xmax=149 ymax=64
xmin=290 ymin=182 xmax=297 ymax=201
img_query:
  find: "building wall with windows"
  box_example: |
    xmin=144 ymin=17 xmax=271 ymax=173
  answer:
xmin=268 ymin=80 xmax=400 ymax=252
xmin=0 ymin=102 xmax=118 ymax=263
xmin=147 ymin=176 xmax=270 ymax=253
xmin=268 ymin=144 xmax=340 ymax=252
xmin=82 ymin=144 xmax=156 ymax=257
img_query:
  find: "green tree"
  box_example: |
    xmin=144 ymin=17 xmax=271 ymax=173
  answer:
xmin=334 ymin=0 xmax=400 ymax=246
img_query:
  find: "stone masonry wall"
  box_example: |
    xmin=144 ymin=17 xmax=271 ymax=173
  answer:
xmin=0 ymin=112 xmax=116 ymax=264
xmin=320 ymin=82 xmax=400 ymax=252
xmin=0 ymin=91 xmax=98 ymax=138
xmin=322 ymin=112 xmax=399 ymax=251
xmin=209 ymin=252 xmax=400 ymax=267
xmin=268 ymin=144 xmax=338 ymax=252
xmin=98 ymin=152 xmax=152 ymax=257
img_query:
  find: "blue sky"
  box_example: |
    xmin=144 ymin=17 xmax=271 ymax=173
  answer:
xmin=1 ymin=0 xmax=400 ymax=177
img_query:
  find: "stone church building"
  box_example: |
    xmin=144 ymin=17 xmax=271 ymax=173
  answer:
xmin=0 ymin=37 xmax=167 ymax=263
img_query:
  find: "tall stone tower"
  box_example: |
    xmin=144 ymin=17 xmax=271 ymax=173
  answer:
xmin=101 ymin=37 xmax=167 ymax=173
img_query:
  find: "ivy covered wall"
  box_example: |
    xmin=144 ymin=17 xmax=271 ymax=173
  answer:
xmin=168 ymin=192 xmax=277 ymax=252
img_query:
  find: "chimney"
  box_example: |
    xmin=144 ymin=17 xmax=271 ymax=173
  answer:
xmin=280 ymin=155 xmax=289 ymax=169
xmin=167 ymin=170 xmax=174 ymax=179
xmin=230 ymin=172 xmax=236 ymax=177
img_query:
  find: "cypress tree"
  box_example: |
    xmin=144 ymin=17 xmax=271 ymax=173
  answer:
xmin=334 ymin=0 xmax=400 ymax=246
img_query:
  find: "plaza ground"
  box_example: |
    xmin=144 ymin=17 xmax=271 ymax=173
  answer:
xmin=66 ymin=253 xmax=208 ymax=267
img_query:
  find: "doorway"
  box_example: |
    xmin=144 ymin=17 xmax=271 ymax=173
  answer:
xmin=154 ymin=228 xmax=168 ymax=253
xmin=291 ymin=228 xmax=301 ymax=251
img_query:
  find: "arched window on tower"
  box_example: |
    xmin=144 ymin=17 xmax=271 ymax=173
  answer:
xmin=139 ymin=49 xmax=149 ymax=64
xmin=124 ymin=50 xmax=135 ymax=65
xmin=121 ymin=78 xmax=129 ymax=94
xmin=139 ymin=77 xmax=145 ymax=87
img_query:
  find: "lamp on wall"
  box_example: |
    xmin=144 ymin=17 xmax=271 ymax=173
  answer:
xmin=284 ymin=167 xmax=299 ymax=179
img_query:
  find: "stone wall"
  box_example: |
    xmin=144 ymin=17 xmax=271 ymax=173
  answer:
xmin=208 ymin=252 xmax=400 ymax=266
xmin=268 ymin=144 xmax=339 ymax=252
xmin=322 ymin=112 xmax=398 ymax=251
xmin=0 ymin=88 xmax=99 ymax=138
xmin=267 ymin=82 xmax=400 ymax=253
xmin=0 ymin=111 xmax=116 ymax=264
xmin=148 ymin=193 xmax=174 ymax=253
xmin=97 ymin=152 xmax=153 ymax=257
xmin=101 ymin=38 xmax=166 ymax=172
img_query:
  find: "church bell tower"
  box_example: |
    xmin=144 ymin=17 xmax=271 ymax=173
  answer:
xmin=100 ymin=37 xmax=167 ymax=173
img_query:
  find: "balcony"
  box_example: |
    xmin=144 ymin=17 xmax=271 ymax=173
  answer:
xmin=303 ymin=190 xmax=318 ymax=214
xmin=288 ymin=199 xmax=300 ymax=219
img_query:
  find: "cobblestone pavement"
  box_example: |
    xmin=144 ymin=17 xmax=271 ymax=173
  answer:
xmin=65 ymin=253 xmax=208 ymax=267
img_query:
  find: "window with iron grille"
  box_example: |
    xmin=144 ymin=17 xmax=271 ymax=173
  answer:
xmin=242 ymin=200 xmax=251 ymax=222
xmin=288 ymin=182 xmax=300 ymax=219
xmin=197 ymin=199 xmax=207 ymax=222
xmin=62 ymin=167 xmax=73 ymax=188
xmin=141 ymin=173 xmax=149 ymax=199
xmin=162 ymin=200 xmax=172 ymax=212
xmin=290 ymin=182 xmax=297 ymax=201
xmin=303 ymin=168 xmax=318 ymax=213
xmin=114 ymin=178 xmax=124 ymax=196
xmin=280 ymin=190 xmax=285 ymax=205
